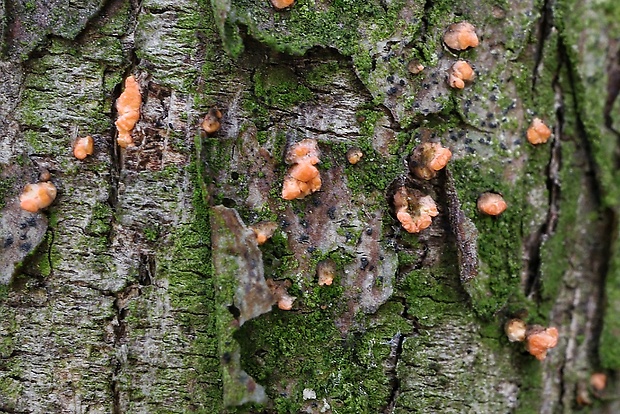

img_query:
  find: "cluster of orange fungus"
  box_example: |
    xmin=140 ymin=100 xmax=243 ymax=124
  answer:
xmin=448 ymin=60 xmax=475 ymax=89
xmin=251 ymin=221 xmax=277 ymax=245
xmin=73 ymin=136 xmax=94 ymax=160
xmin=505 ymin=319 xmax=559 ymax=360
xmin=393 ymin=187 xmax=439 ymax=233
xmin=281 ymin=139 xmax=322 ymax=200
xmin=527 ymin=117 xmax=552 ymax=144
xmin=443 ymin=22 xmax=479 ymax=50
xmin=115 ymin=76 xmax=141 ymax=148
xmin=477 ymin=192 xmax=507 ymax=216
xmin=20 ymin=182 xmax=57 ymax=213
xmin=408 ymin=142 xmax=452 ymax=180
xmin=202 ymin=107 xmax=222 ymax=134
xmin=270 ymin=0 xmax=294 ymax=9
xmin=525 ymin=326 xmax=559 ymax=360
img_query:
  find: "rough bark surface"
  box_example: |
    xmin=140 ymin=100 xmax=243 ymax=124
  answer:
xmin=0 ymin=0 xmax=619 ymax=413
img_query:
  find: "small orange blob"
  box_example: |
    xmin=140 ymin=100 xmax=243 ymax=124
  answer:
xmin=115 ymin=76 xmax=142 ymax=148
xmin=444 ymin=22 xmax=479 ymax=50
xmin=477 ymin=192 xmax=507 ymax=216
xmin=317 ymin=260 xmax=336 ymax=286
xmin=19 ymin=182 xmax=57 ymax=213
xmin=346 ymin=147 xmax=363 ymax=165
xmin=270 ymin=0 xmax=294 ymax=9
xmin=202 ymin=107 xmax=222 ymax=134
xmin=266 ymin=278 xmax=296 ymax=311
xmin=407 ymin=60 xmax=425 ymax=74
xmin=525 ymin=326 xmax=559 ymax=361
xmin=448 ymin=60 xmax=475 ymax=89
xmin=73 ymin=136 xmax=94 ymax=160
xmin=393 ymin=187 xmax=439 ymax=233
xmin=251 ymin=221 xmax=278 ymax=245
xmin=504 ymin=318 xmax=527 ymax=342
xmin=38 ymin=169 xmax=51 ymax=182
xmin=282 ymin=139 xmax=322 ymax=200
xmin=590 ymin=373 xmax=607 ymax=392
xmin=527 ymin=118 xmax=552 ymax=144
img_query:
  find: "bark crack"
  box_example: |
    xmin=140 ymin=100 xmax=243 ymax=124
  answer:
xmin=532 ymin=0 xmax=555 ymax=90
xmin=383 ymin=299 xmax=413 ymax=414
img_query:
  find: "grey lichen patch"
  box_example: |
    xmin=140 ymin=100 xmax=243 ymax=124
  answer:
xmin=5 ymin=0 xmax=106 ymax=59
xmin=211 ymin=205 xmax=272 ymax=406
xmin=0 ymin=200 xmax=49 ymax=284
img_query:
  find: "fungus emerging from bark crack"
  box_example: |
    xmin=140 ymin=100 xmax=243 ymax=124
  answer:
xmin=525 ymin=325 xmax=559 ymax=360
xmin=250 ymin=221 xmax=278 ymax=245
xmin=115 ymin=76 xmax=142 ymax=148
xmin=408 ymin=142 xmax=452 ymax=180
xmin=443 ymin=22 xmax=479 ymax=50
xmin=393 ymin=186 xmax=439 ymax=233
xmin=448 ymin=60 xmax=475 ymax=89
xmin=346 ymin=147 xmax=363 ymax=164
xmin=281 ymin=139 xmax=322 ymax=200
xmin=270 ymin=0 xmax=294 ymax=9
xmin=73 ymin=135 xmax=94 ymax=160
xmin=477 ymin=192 xmax=507 ymax=216
xmin=202 ymin=107 xmax=222 ymax=134
xmin=266 ymin=278 xmax=296 ymax=310
xmin=19 ymin=182 xmax=57 ymax=213
xmin=526 ymin=117 xmax=552 ymax=144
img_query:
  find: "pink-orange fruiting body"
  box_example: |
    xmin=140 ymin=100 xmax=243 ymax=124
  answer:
xmin=527 ymin=118 xmax=552 ymax=144
xmin=504 ymin=318 xmax=527 ymax=342
xmin=526 ymin=326 xmax=559 ymax=360
xmin=115 ymin=76 xmax=141 ymax=148
xmin=317 ymin=259 xmax=336 ymax=286
xmin=19 ymin=182 xmax=57 ymax=213
xmin=477 ymin=193 xmax=507 ymax=216
xmin=409 ymin=142 xmax=452 ymax=180
xmin=448 ymin=60 xmax=475 ymax=89
xmin=270 ymin=0 xmax=294 ymax=9
xmin=393 ymin=187 xmax=439 ymax=233
xmin=73 ymin=136 xmax=94 ymax=160
xmin=281 ymin=139 xmax=322 ymax=200
xmin=590 ymin=373 xmax=607 ymax=392
xmin=407 ymin=61 xmax=425 ymax=74
xmin=444 ymin=22 xmax=479 ymax=50
xmin=346 ymin=147 xmax=363 ymax=164
xmin=251 ymin=221 xmax=278 ymax=245
xmin=202 ymin=107 xmax=222 ymax=134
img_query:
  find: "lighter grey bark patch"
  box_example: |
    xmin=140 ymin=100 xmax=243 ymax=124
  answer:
xmin=0 ymin=200 xmax=48 ymax=284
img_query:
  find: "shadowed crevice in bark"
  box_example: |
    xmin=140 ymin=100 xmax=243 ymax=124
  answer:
xmin=532 ymin=0 xmax=555 ymax=90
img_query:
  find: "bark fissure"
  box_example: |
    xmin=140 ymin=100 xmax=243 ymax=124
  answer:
xmin=532 ymin=0 xmax=555 ymax=89
xmin=604 ymin=41 xmax=620 ymax=138
xmin=383 ymin=331 xmax=405 ymax=414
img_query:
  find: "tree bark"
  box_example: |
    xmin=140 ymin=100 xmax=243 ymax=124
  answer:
xmin=1 ymin=0 xmax=619 ymax=412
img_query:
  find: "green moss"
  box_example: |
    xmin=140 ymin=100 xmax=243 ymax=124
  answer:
xmin=85 ymin=202 xmax=113 ymax=237
xmin=253 ymin=66 xmax=313 ymax=109
xmin=235 ymin=300 xmax=409 ymax=413
xmin=450 ymin=157 xmax=536 ymax=319
xmin=0 ymin=176 xmax=14 ymax=210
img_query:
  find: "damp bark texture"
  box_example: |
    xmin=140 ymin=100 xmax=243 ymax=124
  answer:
xmin=1 ymin=0 xmax=620 ymax=412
